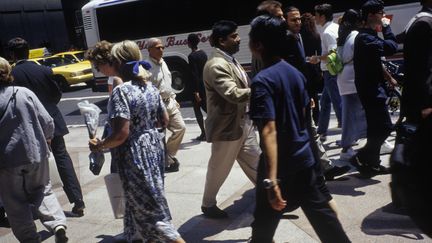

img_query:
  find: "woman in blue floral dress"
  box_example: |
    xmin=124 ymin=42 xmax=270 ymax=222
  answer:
xmin=88 ymin=40 xmax=185 ymax=243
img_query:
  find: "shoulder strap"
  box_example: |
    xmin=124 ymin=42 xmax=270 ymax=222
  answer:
xmin=0 ymin=87 xmax=19 ymax=121
xmin=404 ymin=12 xmax=432 ymax=33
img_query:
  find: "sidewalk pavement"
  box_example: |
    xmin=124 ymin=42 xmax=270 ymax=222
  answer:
xmin=0 ymin=118 xmax=430 ymax=243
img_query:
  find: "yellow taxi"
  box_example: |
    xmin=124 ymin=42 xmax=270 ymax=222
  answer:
xmin=30 ymin=55 xmax=94 ymax=90
xmin=29 ymin=47 xmax=51 ymax=59
xmin=53 ymin=51 xmax=91 ymax=65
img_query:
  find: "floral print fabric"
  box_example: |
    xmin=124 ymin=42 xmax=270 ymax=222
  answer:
xmin=109 ymin=81 xmax=173 ymax=242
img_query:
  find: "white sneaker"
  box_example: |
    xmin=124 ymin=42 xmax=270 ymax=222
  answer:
xmin=380 ymin=140 xmax=394 ymax=155
xmin=340 ymin=148 xmax=356 ymax=161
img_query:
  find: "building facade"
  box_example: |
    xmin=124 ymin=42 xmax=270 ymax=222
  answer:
xmin=0 ymin=0 xmax=88 ymax=58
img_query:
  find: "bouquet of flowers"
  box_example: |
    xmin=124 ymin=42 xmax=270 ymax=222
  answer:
xmin=77 ymin=100 xmax=105 ymax=175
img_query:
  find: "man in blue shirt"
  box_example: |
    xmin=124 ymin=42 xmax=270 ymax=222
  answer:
xmin=248 ymin=15 xmax=350 ymax=243
xmin=351 ymin=0 xmax=398 ymax=178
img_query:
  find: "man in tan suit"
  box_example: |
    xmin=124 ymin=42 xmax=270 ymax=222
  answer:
xmin=201 ymin=20 xmax=261 ymax=219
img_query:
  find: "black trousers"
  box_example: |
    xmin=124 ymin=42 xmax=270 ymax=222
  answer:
xmin=357 ymin=98 xmax=393 ymax=167
xmin=51 ymin=135 xmax=83 ymax=203
xmin=250 ymin=157 xmax=350 ymax=243
xmin=391 ymin=117 xmax=432 ymax=237
xmin=192 ymin=93 xmax=207 ymax=134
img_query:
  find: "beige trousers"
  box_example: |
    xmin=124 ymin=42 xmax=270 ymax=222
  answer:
xmin=202 ymin=118 xmax=261 ymax=207
xmin=165 ymin=97 xmax=186 ymax=165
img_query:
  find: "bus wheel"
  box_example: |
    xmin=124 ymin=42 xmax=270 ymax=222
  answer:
xmin=54 ymin=75 xmax=70 ymax=91
xmin=171 ymin=70 xmax=185 ymax=94
xmin=165 ymin=57 xmax=192 ymax=102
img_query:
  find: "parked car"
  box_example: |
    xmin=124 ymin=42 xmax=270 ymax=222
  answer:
xmin=30 ymin=56 xmax=94 ymax=90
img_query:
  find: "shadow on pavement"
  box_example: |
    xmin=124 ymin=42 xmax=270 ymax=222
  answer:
xmin=39 ymin=229 xmax=53 ymax=241
xmin=179 ymin=189 xmax=255 ymax=242
xmin=326 ymin=174 xmax=381 ymax=196
xmin=200 ymin=239 xmax=250 ymax=243
xmin=179 ymin=139 xmax=203 ymax=150
xmin=96 ymin=233 xmax=125 ymax=243
xmin=63 ymin=84 xmax=91 ymax=93
xmin=361 ymin=202 xmax=425 ymax=240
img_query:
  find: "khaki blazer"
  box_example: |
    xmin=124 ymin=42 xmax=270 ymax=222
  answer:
xmin=203 ymin=48 xmax=251 ymax=142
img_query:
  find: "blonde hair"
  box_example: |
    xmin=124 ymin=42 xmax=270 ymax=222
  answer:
xmin=111 ymin=40 xmax=151 ymax=82
xmin=0 ymin=57 xmax=14 ymax=85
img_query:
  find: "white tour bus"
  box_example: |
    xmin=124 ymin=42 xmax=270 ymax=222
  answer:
xmin=82 ymin=0 xmax=420 ymax=100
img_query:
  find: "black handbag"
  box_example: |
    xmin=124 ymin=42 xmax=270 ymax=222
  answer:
xmin=389 ymin=117 xmax=418 ymax=208
xmin=390 ymin=121 xmax=418 ymax=166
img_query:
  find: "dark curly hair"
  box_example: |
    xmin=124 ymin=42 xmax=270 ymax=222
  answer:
xmin=301 ymin=12 xmax=320 ymax=40
xmin=187 ymin=33 xmax=200 ymax=48
xmin=7 ymin=37 xmax=29 ymax=60
xmin=337 ymin=9 xmax=361 ymax=47
xmin=86 ymin=40 xmax=114 ymax=67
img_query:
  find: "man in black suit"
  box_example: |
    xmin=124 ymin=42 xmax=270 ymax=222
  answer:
xmin=283 ymin=6 xmax=350 ymax=181
xmin=8 ymin=37 xmax=85 ymax=216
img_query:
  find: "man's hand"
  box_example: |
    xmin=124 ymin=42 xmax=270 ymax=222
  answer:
xmin=308 ymin=55 xmax=321 ymax=65
xmin=387 ymin=77 xmax=398 ymax=89
xmin=266 ymin=185 xmax=286 ymax=211
xmin=194 ymin=92 xmax=202 ymax=103
xmin=310 ymin=98 xmax=315 ymax=108
xmin=421 ymin=108 xmax=432 ymax=119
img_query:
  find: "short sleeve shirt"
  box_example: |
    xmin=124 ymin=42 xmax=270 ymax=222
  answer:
xmin=319 ymin=21 xmax=339 ymax=71
xmin=250 ymin=60 xmax=315 ymax=174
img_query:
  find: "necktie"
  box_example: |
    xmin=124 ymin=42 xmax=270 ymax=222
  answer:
xmin=297 ymin=34 xmax=306 ymax=60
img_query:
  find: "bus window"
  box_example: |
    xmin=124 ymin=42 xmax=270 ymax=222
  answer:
xmin=83 ymin=0 xmax=420 ymax=97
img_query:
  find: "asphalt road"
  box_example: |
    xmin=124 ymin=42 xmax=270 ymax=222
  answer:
xmin=59 ymin=85 xmax=197 ymax=127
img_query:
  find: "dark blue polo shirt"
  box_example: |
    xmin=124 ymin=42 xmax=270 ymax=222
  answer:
xmin=250 ymin=60 xmax=315 ymax=175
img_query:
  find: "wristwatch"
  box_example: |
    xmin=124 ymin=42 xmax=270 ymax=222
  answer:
xmin=263 ymin=179 xmax=279 ymax=189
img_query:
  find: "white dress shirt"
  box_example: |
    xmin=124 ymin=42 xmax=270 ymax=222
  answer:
xmin=318 ymin=21 xmax=339 ymax=71
xmin=147 ymin=57 xmax=175 ymax=100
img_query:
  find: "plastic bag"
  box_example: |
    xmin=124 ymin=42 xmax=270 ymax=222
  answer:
xmin=77 ymin=100 xmax=105 ymax=175
xmin=77 ymin=100 xmax=102 ymax=138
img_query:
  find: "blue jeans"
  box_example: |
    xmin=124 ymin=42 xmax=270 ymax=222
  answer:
xmin=341 ymin=94 xmax=367 ymax=148
xmin=317 ymin=71 xmax=342 ymax=134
